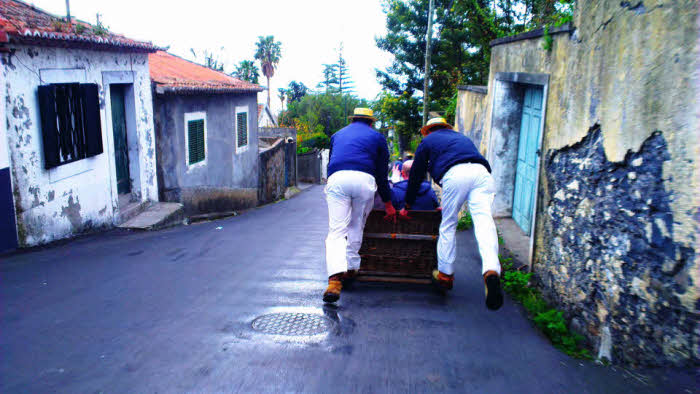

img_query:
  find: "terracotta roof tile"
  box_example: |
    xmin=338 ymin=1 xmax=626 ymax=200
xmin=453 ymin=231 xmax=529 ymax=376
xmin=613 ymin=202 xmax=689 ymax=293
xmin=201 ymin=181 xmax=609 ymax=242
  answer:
xmin=0 ymin=0 xmax=157 ymax=51
xmin=149 ymin=51 xmax=263 ymax=94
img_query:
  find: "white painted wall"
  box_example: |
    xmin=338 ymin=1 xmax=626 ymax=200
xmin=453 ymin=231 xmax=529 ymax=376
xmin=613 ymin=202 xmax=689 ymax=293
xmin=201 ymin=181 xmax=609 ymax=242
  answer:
xmin=320 ymin=149 xmax=329 ymax=182
xmin=3 ymin=45 xmax=157 ymax=246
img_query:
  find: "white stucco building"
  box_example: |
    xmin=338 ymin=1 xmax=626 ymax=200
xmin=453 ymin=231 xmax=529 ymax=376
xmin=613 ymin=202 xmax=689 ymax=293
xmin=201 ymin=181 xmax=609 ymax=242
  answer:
xmin=0 ymin=0 xmax=159 ymax=248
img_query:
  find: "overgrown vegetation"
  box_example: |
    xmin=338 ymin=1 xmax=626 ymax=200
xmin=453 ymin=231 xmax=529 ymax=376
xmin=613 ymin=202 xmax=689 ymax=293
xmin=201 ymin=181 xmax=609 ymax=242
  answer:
xmin=91 ymin=17 xmax=108 ymax=37
xmin=456 ymin=211 xmax=473 ymax=230
xmin=541 ymin=1 xmax=576 ymax=50
xmin=499 ymin=255 xmax=591 ymax=359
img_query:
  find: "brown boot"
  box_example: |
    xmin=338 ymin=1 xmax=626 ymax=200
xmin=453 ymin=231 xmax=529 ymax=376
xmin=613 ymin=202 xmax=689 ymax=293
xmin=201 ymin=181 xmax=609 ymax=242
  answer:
xmin=432 ymin=269 xmax=454 ymax=290
xmin=484 ymin=270 xmax=503 ymax=310
xmin=323 ymin=274 xmax=343 ymax=303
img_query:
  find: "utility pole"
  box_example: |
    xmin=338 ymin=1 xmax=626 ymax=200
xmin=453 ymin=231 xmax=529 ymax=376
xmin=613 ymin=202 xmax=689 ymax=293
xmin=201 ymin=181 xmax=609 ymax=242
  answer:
xmin=65 ymin=0 xmax=71 ymax=24
xmin=422 ymin=0 xmax=435 ymax=126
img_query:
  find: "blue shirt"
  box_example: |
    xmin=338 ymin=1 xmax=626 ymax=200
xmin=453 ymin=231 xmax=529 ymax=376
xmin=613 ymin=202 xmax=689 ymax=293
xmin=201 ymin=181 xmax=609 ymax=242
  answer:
xmin=327 ymin=122 xmax=392 ymax=202
xmin=405 ymin=129 xmax=491 ymax=206
xmin=391 ymin=180 xmax=438 ymax=210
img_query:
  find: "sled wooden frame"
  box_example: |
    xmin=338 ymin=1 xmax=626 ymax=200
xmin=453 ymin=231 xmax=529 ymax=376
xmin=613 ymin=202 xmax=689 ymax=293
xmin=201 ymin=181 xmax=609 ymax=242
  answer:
xmin=358 ymin=210 xmax=441 ymax=284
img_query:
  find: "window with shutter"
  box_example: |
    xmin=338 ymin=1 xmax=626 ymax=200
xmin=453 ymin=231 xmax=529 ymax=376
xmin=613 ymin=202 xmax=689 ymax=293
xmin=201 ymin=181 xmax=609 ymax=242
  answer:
xmin=37 ymin=83 xmax=103 ymax=169
xmin=236 ymin=110 xmax=248 ymax=151
xmin=187 ymin=119 xmax=206 ymax=165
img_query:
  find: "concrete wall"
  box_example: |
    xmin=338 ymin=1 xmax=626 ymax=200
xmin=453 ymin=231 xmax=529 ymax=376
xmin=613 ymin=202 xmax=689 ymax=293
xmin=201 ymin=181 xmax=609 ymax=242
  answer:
xmin=454 ymin=86 xmax=488 ymax=151
xmin=2 ymin=45 xmax=157 ymax=246
xmin=459 ymin=0 xmax=699 ymax=365
xmin=154 ymin=92 xmax=259 ymax=215
xmin=297 ymin=150 xmax=321 ymax=184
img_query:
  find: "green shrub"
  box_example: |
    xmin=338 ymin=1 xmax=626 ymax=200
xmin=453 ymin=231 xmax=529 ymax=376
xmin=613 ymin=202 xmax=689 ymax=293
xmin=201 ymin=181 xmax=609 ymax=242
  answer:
xmin=499 ymin=252 xmax=592 ymax=359
xmin=456 ymin=211 xmax=473 ymax=230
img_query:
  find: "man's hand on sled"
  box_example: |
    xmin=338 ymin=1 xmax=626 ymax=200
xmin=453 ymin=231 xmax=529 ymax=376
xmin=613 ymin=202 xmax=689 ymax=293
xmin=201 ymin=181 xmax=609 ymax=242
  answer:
xmin=399 ymin=208 xmax=412 ymax=221
xmin=384 ymin=202 xmax=397 ymax=223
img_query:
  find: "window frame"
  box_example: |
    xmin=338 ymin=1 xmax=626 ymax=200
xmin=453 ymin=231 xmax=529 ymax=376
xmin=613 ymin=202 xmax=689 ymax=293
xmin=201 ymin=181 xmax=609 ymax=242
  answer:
xmin=37 ymin=83 xmax=103 ymax=169
xmin=235 ymin=106 xmax=249 ymax=154
xmin=184 ymin=111 xmax=207 ymax=170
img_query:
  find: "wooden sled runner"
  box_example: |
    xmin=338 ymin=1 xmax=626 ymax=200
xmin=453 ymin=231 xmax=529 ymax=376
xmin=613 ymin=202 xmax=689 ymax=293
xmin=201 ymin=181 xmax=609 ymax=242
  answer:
xmin=358 ymin=210 xmax=441 ymax=284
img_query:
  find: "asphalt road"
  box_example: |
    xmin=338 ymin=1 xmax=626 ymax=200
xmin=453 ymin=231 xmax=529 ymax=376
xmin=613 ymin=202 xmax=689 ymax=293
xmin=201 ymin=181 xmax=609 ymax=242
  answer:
xmin=0 ymin=186 xmax=695 ymax=393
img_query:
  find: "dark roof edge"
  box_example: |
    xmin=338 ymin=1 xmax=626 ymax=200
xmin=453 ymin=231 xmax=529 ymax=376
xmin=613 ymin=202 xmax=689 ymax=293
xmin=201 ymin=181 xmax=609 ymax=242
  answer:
xmin=457 ymin=85 xmax=487 ymax=94
xmin=490 ymin=23 xmax=573 ymax=47
xmin=154 ymin=84 xmax=263 ymax=95
xmin=8 ymin=36 xmax=159 ymax=52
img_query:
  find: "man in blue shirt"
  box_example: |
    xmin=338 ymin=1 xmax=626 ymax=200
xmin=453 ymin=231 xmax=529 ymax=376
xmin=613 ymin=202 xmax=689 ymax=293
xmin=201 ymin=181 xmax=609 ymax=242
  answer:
xmin=391 ymin=159 xmax=439 ymax=210
xmin=400 ymin=117 xmax=503 ymax=310
xmin=323 ymin=108 xmax=397 ymax=303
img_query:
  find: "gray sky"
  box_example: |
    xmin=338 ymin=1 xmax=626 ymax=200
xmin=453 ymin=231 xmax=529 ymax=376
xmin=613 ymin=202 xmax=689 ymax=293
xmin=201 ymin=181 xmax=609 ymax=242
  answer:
xmin=32 ymin=0 xmax=393 ymax=112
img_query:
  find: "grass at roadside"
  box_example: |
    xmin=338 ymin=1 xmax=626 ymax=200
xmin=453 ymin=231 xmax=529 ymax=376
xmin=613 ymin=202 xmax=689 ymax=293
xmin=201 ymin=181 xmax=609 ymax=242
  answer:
xmin=499 ymin=254 xmax=592 ymax=359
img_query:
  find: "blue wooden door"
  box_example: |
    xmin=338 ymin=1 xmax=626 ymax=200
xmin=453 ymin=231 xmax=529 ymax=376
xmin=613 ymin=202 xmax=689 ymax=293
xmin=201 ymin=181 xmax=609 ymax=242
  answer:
xmin=513 ymin=86 xmax=543 ymax=235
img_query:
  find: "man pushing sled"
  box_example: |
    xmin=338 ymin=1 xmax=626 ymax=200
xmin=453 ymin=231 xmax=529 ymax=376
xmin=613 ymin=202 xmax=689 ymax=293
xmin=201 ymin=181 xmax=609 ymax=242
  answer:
xmin=401 ymin=117 xmax=503 ymax=310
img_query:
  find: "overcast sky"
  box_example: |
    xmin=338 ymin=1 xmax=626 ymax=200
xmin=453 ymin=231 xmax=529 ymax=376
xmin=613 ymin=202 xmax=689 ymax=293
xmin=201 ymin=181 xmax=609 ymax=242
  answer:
xmin=31 ymin=0 xmax=393 ymax=112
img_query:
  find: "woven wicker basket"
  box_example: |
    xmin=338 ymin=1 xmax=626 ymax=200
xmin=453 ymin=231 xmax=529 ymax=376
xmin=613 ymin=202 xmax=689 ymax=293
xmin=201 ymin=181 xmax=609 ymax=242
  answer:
xmin=358 ymin=210 xmax=441 ymax=283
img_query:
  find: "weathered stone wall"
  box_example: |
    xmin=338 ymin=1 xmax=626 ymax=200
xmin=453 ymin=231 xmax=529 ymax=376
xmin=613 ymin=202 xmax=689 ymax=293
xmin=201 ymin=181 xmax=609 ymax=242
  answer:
xmin=258 ymin=138 xmax=286 ymax=204
xmin=454 ymin=86 xmax=487 ymax=152
xmin=3 ymin=45 xmax=157 ymax=246
xmin=459 ymin=0 xmax=699 ymax=365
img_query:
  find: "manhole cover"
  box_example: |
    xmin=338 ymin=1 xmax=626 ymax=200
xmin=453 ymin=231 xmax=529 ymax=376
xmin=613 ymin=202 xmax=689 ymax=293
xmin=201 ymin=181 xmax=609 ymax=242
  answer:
xmin=251 ymin=313 xmax=333 ymax=336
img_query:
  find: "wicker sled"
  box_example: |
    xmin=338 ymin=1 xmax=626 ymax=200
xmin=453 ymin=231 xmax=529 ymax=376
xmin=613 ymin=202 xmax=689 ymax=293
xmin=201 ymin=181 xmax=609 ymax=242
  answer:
xmin=358 ymin=210 xmax=441 ymax=284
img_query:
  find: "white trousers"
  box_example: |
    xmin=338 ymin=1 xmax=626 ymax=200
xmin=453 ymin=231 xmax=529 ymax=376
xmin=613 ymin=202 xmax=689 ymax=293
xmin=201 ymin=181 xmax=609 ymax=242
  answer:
xmin=325 ymin=171 xmax=377 ymax=277
xmin=439 ymin=163 xmax=501 ymax=276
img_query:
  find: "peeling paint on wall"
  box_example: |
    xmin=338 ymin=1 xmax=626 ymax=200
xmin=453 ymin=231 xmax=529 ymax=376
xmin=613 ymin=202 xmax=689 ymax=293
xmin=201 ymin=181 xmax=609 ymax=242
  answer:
xmin=3 ymin=45 xmax=157 ymax=246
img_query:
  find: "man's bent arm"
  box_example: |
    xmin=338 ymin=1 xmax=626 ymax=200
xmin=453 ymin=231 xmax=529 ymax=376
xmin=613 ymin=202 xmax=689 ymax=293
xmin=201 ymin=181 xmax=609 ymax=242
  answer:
xmin=375 ymin=136 xmax=392 ymax=202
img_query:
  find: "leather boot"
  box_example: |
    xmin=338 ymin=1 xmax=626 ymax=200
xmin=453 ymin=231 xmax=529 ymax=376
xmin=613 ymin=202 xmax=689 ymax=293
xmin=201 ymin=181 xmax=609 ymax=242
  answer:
xmin=432 ymin=269 xmax=454 ymax=290
xmin=323 ymin=274 xmax=343 ymax=303
xmin=484 ymin=270 xmax=503 ymax=310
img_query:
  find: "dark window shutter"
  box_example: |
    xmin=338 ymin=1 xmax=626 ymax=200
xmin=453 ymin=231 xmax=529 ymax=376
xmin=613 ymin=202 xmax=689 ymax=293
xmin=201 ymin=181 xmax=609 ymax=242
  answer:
xmin=80 ymin=84 xmax=103 ymax=157
xmin=38 ymin=85 xmax=60 ymax=169
xmin=237 ymin=112 xmax=248 ymax=148
xmin=188 ymin=119 xmax=205 ymax=165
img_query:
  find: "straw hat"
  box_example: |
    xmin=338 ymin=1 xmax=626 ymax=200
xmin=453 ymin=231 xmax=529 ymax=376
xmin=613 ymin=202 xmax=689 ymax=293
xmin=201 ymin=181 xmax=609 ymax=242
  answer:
xmin=348 ymin=107 xmax=376 ymax=122
xmin=420 ymin=117 xmax=453 ymax=135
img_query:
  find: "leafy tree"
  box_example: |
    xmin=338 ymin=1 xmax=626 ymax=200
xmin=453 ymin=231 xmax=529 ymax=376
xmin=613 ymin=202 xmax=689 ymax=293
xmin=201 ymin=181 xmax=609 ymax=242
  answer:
xmin=335 ymin=44 xmax=354 ymax=95
xmin=254 ymin=35 xmax=282 ymax=107
xmin=279 ymin=92 xmax=370 ymax=140
xmin=286 ymin=81 xmax=308 ymax=104
xmin=376 ymin=0 xmax=570 ymax=139
xmin=372 ymin=91 xmax=421 ymax=154
xmin=318 ymin=64 xmax=339 ymax=92
xmin=234 ymin=60 xmax=260 ymax=84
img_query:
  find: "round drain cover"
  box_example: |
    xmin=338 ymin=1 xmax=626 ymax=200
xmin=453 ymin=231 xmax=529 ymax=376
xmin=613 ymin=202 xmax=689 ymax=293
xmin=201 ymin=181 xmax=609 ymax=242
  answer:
xmin=251 ymin=313 xmax=333 ymax=336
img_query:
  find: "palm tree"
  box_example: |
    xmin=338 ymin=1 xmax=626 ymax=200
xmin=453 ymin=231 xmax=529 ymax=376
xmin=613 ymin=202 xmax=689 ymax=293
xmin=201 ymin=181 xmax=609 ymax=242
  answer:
xmin=278 ymin=88 xmax=287 ymax=110
xmin=234 ymin=60 xmax=260 ymax=84
xmin=254 ymin=35 xmax=282 ymax=107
